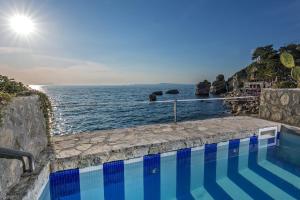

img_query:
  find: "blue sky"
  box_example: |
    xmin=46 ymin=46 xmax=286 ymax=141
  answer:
xmin=0 ymin=0 xmax=299 ymax=85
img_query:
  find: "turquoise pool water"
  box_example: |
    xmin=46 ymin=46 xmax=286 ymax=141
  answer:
xmin=39 ymin=133 xmax=300 ymax=200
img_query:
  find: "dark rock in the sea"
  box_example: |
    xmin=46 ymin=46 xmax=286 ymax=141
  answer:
xmin=166 ymin=89 xmax=179 ymax=94
xmin=149 ymin=94 xmax=157 ymax=101
xmin=152 ymin=91 xmax=163 ymax=96
xmin=195 ymin=80 xmax=211 ymax=96
xmin=216 ymin=74 xmax=225 ymax=81
xmin=210 ymin=74 xmax=227 ymax=95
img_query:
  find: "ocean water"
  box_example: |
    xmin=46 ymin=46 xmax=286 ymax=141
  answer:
xmin=41 ymin=84 xmax=230 ymax=135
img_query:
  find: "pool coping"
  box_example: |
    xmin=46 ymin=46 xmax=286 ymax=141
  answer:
xmin=50 ymin=116 xmax=280 ymax=171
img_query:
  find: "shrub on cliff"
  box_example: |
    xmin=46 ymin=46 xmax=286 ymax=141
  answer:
xmin=0 ymin=75 xmax=52 ymax=137
xmin=0 ymin=75 xmax=29 ymax=103
xmin=0 ymin=75 xmax=28 ymax=94
xmin=0 ymin=92 xmax=13 ymax=106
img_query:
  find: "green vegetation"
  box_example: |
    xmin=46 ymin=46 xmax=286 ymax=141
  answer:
xmin=0 ymin=75 xmax=52 ymax=137
xmin=280 ymin=50 xmax=300 ymax=87
xmin=0 ymin=91 xmax=13 ymax=103
xmin=280 ymin=51 xmax=295 ymax=68
xmin=291 ymin=67 xmax=300 ymax=82
xmin=0 ymin=75 xmax=26 ymax=106
xmin=232 ymin=43 xmax=300 ymax=88
xmin=0 ymin=75 xmax=28 ymax=94
xmin=272 ymin=81 xmax=297 ymax=89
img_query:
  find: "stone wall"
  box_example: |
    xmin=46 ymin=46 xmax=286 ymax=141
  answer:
xmin=259 ymin=88 xmax=300 ymax=126
xmin=0 ymin=95 xmax=48 ymax=200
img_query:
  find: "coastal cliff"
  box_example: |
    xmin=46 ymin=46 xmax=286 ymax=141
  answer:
xmin=0 ymin=95 xmax=49 ymax=200
xmin=0 ymin=75 xmax=51 ymax=199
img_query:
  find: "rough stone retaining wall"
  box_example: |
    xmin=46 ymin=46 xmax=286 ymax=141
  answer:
xmin=259 ymin=89 xmax=300 ymax=127
xmin=0 ymin=96 xmax=48 ymax=200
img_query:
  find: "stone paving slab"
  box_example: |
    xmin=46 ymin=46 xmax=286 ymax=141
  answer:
xmin=51 ymin=116 xmax=279 ymax=171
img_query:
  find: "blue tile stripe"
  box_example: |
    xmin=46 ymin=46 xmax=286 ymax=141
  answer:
xmin=144 ymin=154 xmax=160 ymax=200
xmin=204 ymin=143 xmax=232 ymax=200
xmin=50 ymin=168 xmax=81 ymax=200
xmin=249 ymin=135 xmax=258 ymax=148
xmin=267 ymin=137 xmax=275 ymax=145
xmin=266 ymin=145 xmax=300 ymax=177
xmin=176 ymin=148 xmax=193 ymax=200
xmin=228 ymin=139 xmax=239 ymax=158
xmin=249 ymin=147 xmax=300 ymax=198
xmin=103 ymin=160 xmax=125 ymax=200
xmin=227 ymin=138 xmax=272 ymax=200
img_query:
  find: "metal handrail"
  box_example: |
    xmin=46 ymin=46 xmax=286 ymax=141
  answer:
xmin=166 ymin=96 xmax=258 ymax=123
xmin=155 ymin=96 xmax=258 ymax=103
xmin=0 ymin=147 xmax=35 ymax=172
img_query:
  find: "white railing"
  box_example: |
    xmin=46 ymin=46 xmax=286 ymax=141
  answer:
xmin=155 ymin=96 xmax=258 ymax=122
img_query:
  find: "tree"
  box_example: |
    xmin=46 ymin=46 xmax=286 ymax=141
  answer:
xmin=249 ymin=45 xmax=292 ymax=82
xmin=252 ymin=45 xmax=277 ymax=62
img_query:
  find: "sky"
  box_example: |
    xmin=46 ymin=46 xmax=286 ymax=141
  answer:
xmin=0 ymin=0 xmax=300 ymax=85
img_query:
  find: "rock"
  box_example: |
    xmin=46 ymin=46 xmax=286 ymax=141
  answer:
xmin=195 ymin=80 xmax=211 ymax=96
xmin=149 ymin=94 xmax=157 ymax=101
xmin=165 ymin=89 xmax=179 ymax=94
xmin=0 ymin=96 xmax=48 ymax=200
xmin=226 ymin=69 xmax=247 ymax=92
xmin=224 ymin=91 xmax=259 ymax=115
xmin=295 ymin=106 xmax=300 ymax=116
xmin=272 ymin=112 xmax=282 ymax=121
xmin=216 ymin=74 xmax=225 ymax=81
xmin=210 ymin=74 xmax=227 ymax=95
xmin=152 ymin=91 xmax=163 ymax=96
xmin=232 ymin=74 xmax=240 ymax=92
xmin=280 ymin=93 xmax=290 ymax=106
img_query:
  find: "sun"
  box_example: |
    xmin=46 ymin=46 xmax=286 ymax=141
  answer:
xmin=9 ymin=14 xmax=36 ymax=36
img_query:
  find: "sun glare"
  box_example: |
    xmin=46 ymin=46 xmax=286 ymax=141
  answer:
xmin=9 ymin=14 xmax=36 ymax=36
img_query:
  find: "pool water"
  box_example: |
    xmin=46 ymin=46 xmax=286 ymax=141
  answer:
xmin=39 ymin=134 xmax=300 ymax=200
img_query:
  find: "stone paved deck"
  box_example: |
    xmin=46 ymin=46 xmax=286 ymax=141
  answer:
xmin=51 ymin=116 xmax=279 ymax=171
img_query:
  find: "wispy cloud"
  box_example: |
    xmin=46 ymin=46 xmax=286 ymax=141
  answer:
xmin=0 ymin=46 xmax=197 ymax=85
xmin=30 ymin=54 xmax=110 ymax=71
xmin=0 ymin=46 xmax=109 ymax=70
xmin=0 ymin=46 xmax=118 ymax=84
xmin=0 ymin=47 xmax=32 ymax=54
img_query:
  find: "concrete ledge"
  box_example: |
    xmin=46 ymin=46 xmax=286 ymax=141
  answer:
xmin=51 ymin=116 xmax=279 ymax=171
xmin=5 ymin=148 xmax=52 ymax=200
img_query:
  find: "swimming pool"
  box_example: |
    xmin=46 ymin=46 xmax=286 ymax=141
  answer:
xmin=39 ymin=127 xmax=300 ymax=200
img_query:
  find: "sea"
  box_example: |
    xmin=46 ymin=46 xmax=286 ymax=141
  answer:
xmin=37 ymin=84 xmax=230 ymax=135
